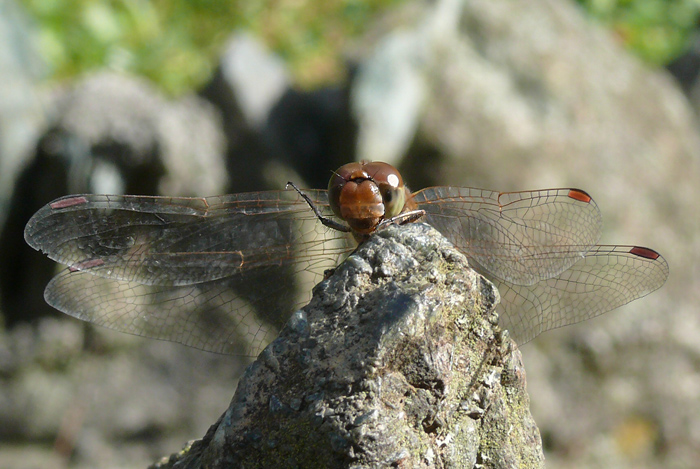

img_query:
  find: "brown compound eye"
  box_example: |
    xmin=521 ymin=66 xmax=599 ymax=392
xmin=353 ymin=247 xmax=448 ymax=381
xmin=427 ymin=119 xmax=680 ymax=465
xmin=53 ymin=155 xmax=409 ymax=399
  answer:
xmin=327 ymin=161 xmax=409 ymax=235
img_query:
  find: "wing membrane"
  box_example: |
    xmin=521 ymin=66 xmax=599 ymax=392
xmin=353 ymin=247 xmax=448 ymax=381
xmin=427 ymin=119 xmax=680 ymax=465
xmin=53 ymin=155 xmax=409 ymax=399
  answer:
xmin=26 ymin=190 xmax=355 ymax=355
xmin=43 ymin=258 xmax=339 ymax=355
xmin=415 ymin=187 xmax=602 ymax=285
xmin=25 ymin=190 xmax=346 ymax=286
xmin=494 ymin=245 xmax=669 ymax=344
xmin=25 ymin=183 xmax=668 ymax=353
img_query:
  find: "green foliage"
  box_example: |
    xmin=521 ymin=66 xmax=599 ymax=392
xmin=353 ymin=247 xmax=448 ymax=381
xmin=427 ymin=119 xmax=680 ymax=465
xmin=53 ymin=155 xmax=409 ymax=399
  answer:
xmin=21 ymin=0 xmax=401 ymax=95
xmin=24 ymin=0 xmax=698 ymax=94
xmin=575 ymin=0 xmax=700 ymax=64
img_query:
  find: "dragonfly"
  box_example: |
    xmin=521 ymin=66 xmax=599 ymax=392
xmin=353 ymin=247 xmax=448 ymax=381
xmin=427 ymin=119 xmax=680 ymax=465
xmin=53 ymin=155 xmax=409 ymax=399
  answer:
xmin=24 ymin=161 xmax=669 ymax=356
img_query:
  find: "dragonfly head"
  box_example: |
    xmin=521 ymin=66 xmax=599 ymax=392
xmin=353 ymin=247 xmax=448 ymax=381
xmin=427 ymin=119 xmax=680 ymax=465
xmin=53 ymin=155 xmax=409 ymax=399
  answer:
xmin=328 ymin=161 xmax=411 ymax=235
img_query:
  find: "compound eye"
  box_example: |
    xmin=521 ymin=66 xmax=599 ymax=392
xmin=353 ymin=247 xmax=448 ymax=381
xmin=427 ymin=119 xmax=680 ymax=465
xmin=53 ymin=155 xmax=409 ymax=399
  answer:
xmin=378 ymin=181 xmax=405 ymax=219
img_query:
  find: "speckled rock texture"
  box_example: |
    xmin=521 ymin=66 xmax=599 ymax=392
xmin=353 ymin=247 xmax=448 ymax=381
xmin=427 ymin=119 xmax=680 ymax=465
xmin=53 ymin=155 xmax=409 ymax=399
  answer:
xmin=152 ymin=223 xmax=544 ymax=468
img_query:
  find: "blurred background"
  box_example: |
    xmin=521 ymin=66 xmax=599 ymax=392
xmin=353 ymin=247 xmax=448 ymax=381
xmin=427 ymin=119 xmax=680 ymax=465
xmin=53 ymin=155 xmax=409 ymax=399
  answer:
xmin=1 ymin=0 xmax=699 ymax=467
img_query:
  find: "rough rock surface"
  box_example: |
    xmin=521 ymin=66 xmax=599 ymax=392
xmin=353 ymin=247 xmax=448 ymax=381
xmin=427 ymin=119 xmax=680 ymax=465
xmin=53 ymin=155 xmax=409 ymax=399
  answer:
xmin=153 ymin=223 xmax=544 ymax=468
xmin=350 ymin=1 xmax=699 ymax=466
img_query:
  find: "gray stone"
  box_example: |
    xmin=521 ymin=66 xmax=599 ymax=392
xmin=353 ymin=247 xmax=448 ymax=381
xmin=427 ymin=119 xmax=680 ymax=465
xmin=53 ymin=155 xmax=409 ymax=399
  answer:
xmin=217 ymin=33 xmax=291 ymax=129
xmin=152 ymin=223 xmax=544 ymax=468
xmin=350 ymin=1 xmax=699 ymax=466
xmin=48 ymin=72 xmax=227 ymax=196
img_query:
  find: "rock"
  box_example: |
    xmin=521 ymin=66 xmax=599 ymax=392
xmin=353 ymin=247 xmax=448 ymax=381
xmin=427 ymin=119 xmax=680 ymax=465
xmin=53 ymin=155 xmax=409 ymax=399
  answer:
xmin=200 ymin=32 xmax=357 ymax=193
xmin=199 ymin=32 xmax=292 ymax=193
xmin=350 ymin=1 xmax=699 ymax=466
xmin=216 ymin=33 xmax=291 ymax=129
xmin=46 ymin=72 xmax=227 ymax=196
xmin=152 ymin=223 xmax=544 ymax=468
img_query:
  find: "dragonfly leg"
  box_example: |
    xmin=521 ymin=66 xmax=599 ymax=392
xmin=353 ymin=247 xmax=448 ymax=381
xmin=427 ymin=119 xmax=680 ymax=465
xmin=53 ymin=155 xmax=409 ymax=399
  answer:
xmin=379 ymin=209 xmax=426 ymax=229
xmin=286 ymin=181 xmax=351 ymax=233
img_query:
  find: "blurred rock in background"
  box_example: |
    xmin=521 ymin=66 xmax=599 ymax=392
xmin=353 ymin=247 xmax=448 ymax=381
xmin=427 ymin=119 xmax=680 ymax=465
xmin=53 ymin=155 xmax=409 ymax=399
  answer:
xmin=0 ymin=0 xmax=46 ymax=231
xmin=0 ymin=72 xmax=227 ymax=327
xmin=200 ymin=33 xmax=357 ymax=193
xmin=1 ymin=0 xmax=699 ymax=468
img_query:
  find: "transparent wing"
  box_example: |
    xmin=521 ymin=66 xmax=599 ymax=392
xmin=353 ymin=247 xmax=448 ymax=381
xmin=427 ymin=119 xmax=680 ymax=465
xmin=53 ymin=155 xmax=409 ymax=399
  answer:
xmin=416 ymin=187 xmax=668 ymax=343
xmin=495 ymin=245 xmax=669 ymax=344
xmin=25 ymin=191 xmax=348 ymax=286
xmin=25 ymin=190 xmax=356 ymax=355
xmin=25 ymin=185 xmax=669 ymax=353
xmin=415 ymin=187 xmax=602 ymax=285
